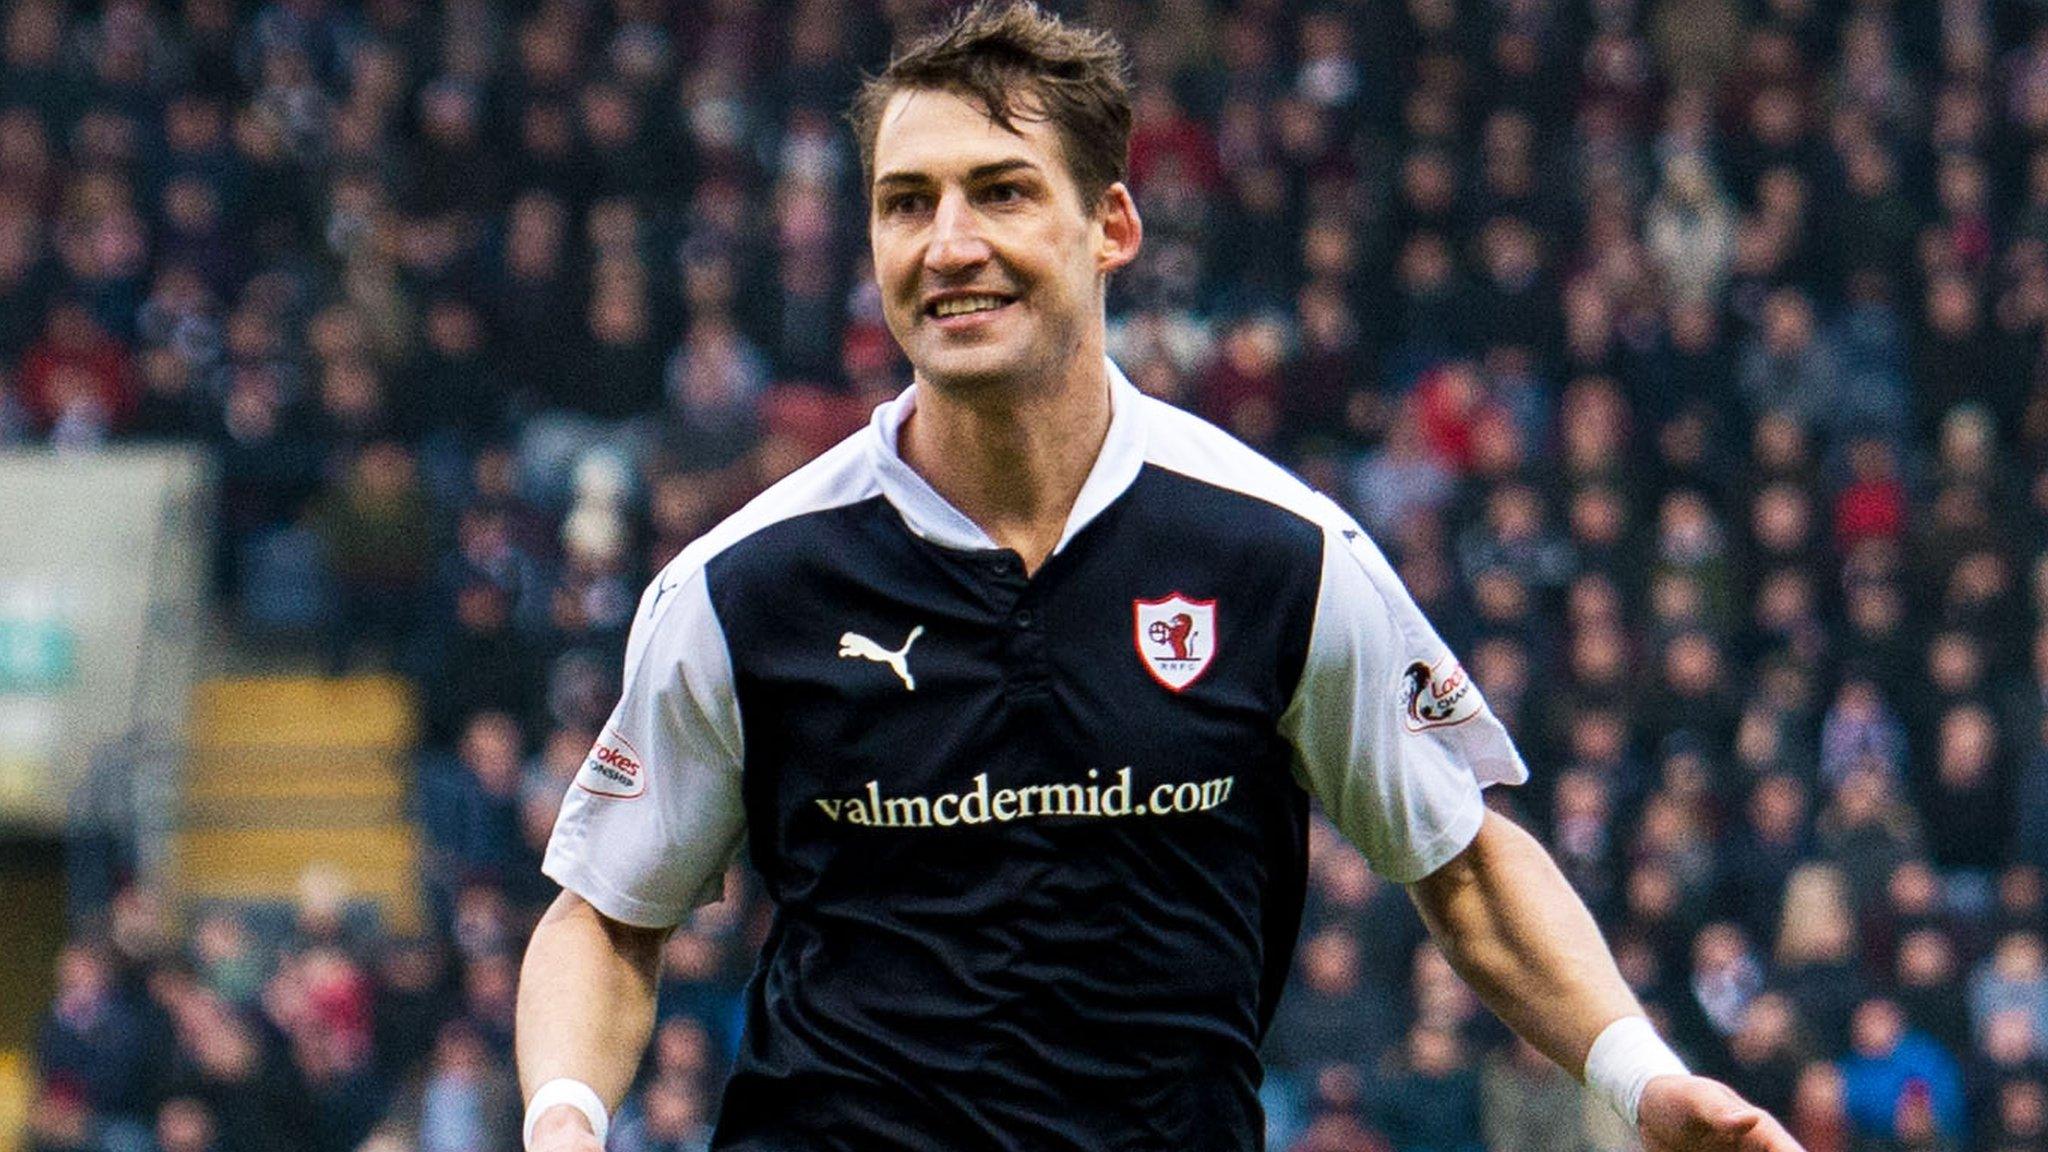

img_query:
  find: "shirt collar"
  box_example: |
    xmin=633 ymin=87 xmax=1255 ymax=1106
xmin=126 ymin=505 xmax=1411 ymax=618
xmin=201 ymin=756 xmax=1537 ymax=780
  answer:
xmin=865 ymin=358 xmax=1149 ymax=555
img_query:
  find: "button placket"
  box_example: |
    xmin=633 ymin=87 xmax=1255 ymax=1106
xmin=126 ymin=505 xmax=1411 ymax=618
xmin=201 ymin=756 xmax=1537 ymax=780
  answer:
xmin=1000 ymin=570 xmax=1050 ymax=694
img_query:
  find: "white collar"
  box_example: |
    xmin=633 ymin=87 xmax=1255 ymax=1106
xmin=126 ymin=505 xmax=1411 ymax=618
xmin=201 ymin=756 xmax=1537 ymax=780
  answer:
xmin=864 ymin=358 xmax=1149 ymax=556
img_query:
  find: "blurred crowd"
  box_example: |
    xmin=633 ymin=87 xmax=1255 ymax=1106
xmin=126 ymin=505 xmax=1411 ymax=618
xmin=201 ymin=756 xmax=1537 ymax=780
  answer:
xmin=16 ymin=0 xmax=2048 ymax=1149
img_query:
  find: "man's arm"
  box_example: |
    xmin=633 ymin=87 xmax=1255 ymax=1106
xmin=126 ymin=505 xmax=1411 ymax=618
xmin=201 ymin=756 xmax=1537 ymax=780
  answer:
xmin=516 ymin=890 xmax=671 ymax=1150
xmin=1405 ymin=808 xmax=1637 ymax=1071
xmin=1408 ymin=809 xmax=1805 ymax=1152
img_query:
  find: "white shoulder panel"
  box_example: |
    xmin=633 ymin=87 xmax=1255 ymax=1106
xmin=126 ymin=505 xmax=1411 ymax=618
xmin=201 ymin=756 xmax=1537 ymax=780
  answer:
xmin=1135 ymin=393 xmax=1358 ymax=534
xmin=542 ymin=430 xmax=882 ymax=927
xmin=661 ymin=431 xmax=884 ymax=590
xmin=1133 ymin=393 xmax=1528 ymax=880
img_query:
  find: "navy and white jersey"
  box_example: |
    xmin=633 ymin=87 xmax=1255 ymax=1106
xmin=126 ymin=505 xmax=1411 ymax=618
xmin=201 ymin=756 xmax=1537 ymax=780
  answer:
xmin=543 ymin=362 xmax=1527 ymax=1151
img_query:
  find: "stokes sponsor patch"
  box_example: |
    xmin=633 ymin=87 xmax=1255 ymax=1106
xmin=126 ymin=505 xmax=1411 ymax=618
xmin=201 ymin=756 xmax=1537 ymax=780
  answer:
xmin=1399 ymin=657 xmax=1482 ymax=731
xmin=576 ymin=729 xmax=646 ymax=798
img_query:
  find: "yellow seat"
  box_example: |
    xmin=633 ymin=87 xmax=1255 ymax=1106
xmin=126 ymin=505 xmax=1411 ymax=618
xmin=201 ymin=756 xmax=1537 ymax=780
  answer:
xmin=172 ymin=677 xmax=422 ymax=932
xmin=0 ymin=1048 xmax=27 ymax=1152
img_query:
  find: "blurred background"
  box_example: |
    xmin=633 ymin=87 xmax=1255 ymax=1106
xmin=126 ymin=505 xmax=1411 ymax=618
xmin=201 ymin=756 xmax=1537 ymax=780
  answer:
xmin=3 ymin=0 xmax=2048 ymax=1149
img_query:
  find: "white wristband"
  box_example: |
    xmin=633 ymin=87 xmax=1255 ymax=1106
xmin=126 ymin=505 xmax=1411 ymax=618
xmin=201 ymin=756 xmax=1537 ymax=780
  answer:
xmin=1583 ymin=1015 xmax=1688 ymax=1126
xmin=524 ymin=1078 xmax=609 ymax=1150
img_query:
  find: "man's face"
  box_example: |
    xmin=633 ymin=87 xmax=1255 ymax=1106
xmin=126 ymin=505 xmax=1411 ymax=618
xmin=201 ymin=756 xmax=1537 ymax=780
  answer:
xmin=868 ymin=87 xmax=1137 ymax=394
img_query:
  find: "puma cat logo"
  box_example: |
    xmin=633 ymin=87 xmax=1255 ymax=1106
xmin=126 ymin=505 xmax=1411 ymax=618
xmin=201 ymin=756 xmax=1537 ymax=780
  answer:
xmin=838 ymin=625 xmax=925 ymax=691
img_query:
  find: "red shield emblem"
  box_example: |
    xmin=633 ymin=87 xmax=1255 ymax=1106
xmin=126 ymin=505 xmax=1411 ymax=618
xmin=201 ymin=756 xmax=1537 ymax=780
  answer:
xmin=1134 ymin=593 xmax=1217 ymax=692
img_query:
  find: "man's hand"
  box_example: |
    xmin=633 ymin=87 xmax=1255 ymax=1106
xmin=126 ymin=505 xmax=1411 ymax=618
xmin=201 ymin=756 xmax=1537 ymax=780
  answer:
xmin=527 ymin=1103 xmax=604 ymax=1152
xmin=1638 ymin=1074 xmax=1805 ymax=1152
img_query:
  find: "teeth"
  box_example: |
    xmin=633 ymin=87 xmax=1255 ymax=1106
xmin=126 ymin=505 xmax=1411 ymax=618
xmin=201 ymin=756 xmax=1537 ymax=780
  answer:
xmin=932 ymin=295 xmax=1007 ymax=318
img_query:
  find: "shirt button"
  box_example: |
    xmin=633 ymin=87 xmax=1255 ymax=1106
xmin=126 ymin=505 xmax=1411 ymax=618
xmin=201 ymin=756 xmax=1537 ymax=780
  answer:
xmin=1015 ymin=610 xmax=1035 ymax=628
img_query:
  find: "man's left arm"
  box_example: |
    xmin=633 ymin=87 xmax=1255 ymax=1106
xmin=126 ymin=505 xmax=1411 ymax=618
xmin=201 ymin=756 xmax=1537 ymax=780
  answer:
xmin=1408 ymin=808 xmax=1807 ymax=1152
xmin=1281 ymin=513 xmax=1803 ymax=1148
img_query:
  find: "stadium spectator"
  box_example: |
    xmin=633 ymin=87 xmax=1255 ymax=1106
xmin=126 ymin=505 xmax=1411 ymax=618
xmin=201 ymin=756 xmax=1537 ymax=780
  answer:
xmin=1265 ymin=926 xmax=1401 ymax=1078
xmin=34 ymin=942 xmax=151 ymax=1146
xmin=1723 ymin=993 xmax=1811 ymax=1123
xmin=1838 ymin=997 xmax=1967 ymax=1145
xmin=1773 ymin=865 xmax=1869 ymax=1055
xmin=154 ymin=1096 xmax=220 ymax=1152
xmin=417 ymin=712 xmax=532 ymax=925
xmin=1370 ymin=1025 xmax=1486 ymax=1152
xmin=609 ymin=1073 xmax=713 ymax=1152
xmin=1477 ymin=1036 xmax=1590 ymax=1152
xmin=411 ymin=1019 xmax=517 ymax=1152
xmin=1970 ymin=932 xmax=2048 ymax=1052
xmin=20 ymin=298 xmax=137 ymax=443
xmin=1893 ymin=928 xmax=1973 ymax=1061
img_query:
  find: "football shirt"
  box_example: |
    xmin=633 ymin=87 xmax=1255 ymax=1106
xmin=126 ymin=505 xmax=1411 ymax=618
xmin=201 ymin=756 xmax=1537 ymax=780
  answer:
xmin=544 ymin=362 xmax=1526 ymax=1150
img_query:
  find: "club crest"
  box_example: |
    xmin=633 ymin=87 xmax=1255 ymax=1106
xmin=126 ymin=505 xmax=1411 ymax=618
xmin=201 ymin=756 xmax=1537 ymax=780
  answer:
xmin=1134 ymin=593 xmax=1217 ymax=692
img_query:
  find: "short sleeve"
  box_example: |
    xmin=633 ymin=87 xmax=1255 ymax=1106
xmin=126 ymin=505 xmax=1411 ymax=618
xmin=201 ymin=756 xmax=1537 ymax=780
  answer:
xmin=1278 ymin=510 xmax=1528 ymax=882
xmin=542 ymin=567 xmax=747 ymax=928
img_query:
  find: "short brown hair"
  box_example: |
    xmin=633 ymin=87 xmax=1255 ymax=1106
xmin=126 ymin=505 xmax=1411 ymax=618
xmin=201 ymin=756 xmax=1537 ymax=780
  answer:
xmin=849 ymin=0 xmax=1132 ymax=207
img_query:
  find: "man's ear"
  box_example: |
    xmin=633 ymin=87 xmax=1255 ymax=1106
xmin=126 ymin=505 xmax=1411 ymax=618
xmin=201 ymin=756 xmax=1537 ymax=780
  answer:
xmin=1096 ymin=182 xmax=1143 ymax=273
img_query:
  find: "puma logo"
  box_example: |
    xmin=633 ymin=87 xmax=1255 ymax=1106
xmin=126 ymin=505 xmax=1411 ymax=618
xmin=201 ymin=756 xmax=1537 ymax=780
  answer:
xmin=838 ymin=625 xmax=924 ymax=691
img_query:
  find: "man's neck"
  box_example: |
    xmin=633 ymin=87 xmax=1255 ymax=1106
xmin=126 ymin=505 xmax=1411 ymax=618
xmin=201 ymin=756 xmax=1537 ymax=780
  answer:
xmin=899 ymin=358 xmax=1113 ymax=575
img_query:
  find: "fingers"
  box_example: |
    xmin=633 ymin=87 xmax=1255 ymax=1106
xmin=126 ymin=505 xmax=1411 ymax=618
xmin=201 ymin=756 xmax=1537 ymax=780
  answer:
xmin=1714 ymin=1105 xmax=1762 ymax=1132
xmin=1741 ymin=1112 xmax=1807 ymax=1152
xmin=1641 ymin=1075 xmax=1804 ymax=1152
xmin=1695 ymin=1104 xmax=1761 ymax=1150
xmin=1687 ymin=1085 xmax=1757 ymax=1135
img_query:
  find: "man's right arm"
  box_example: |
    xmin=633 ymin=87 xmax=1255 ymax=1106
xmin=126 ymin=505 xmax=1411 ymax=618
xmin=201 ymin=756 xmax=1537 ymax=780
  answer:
xmin=516 ymin=890 xmax=671 ymax=1150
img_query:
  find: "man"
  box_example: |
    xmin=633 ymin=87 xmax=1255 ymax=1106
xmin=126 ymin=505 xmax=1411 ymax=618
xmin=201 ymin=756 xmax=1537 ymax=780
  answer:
xmin=518 ymin=4 xmax=1805 ymax=1150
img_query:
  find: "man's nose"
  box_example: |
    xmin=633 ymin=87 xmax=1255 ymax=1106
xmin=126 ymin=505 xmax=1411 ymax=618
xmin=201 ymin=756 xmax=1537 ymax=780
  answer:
xmin=924 ymin=189 xmax=990 ymax=274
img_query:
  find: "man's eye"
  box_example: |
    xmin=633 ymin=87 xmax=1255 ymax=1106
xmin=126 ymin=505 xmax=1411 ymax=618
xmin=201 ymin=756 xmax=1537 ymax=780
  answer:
xmin=983 ymin=183 xmax=1024 ymax=204
xmin=884 ymin=194 xmax=930 ymax=216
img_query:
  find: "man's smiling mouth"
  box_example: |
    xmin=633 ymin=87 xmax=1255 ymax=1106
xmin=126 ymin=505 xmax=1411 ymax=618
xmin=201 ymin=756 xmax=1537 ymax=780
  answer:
xmin=926 ymin=294 xmax=1015 ymax=319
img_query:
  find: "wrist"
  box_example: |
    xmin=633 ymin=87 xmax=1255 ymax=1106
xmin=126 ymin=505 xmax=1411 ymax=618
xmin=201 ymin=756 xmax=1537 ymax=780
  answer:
xmin=1582 ymin=1015 xmax=1688 ymax=1127
xmin=524 ymin=1078 xmax=609 ymax=1149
